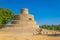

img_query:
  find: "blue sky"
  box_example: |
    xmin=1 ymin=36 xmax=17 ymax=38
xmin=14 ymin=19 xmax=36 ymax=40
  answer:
xmin=0 ymin=0 xmax=60 ymax=25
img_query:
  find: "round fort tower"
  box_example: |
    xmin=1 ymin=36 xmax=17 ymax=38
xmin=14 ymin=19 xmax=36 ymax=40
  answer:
xmin=0 ymin=8 xmax=39 ymax=35
xmin=11 ymin=8 xmax=39 ymax=35
xmin=12 ymin=8 xmax=35 ymax=24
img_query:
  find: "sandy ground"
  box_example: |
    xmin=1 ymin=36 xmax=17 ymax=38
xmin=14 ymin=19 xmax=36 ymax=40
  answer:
xmin=0 ymin=35 xmax=60 ymax=40
xmin=0 ymin=28 xmax=60 ymax=40
xmin=0 ymin=33 xmax=60 ymax=40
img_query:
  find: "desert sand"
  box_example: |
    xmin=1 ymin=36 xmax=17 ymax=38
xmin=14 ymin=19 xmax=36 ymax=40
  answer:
xmin=0 ymin=35 xmax=60 ymax=40
xmin=0 ymin=32 xmax=60 ymax=40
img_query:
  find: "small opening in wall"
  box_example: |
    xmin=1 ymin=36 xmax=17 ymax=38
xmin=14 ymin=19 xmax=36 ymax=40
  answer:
xmin=29 ymin=18 xmax=32 ymax=20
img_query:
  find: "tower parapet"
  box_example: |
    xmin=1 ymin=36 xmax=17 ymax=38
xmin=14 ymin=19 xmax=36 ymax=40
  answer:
xmin=21 ymin=8 xmax=28 ymax=14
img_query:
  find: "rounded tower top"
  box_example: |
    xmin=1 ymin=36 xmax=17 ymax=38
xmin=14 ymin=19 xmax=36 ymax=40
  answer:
xmin=21 ymin=8 xmax=28 ymax=14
